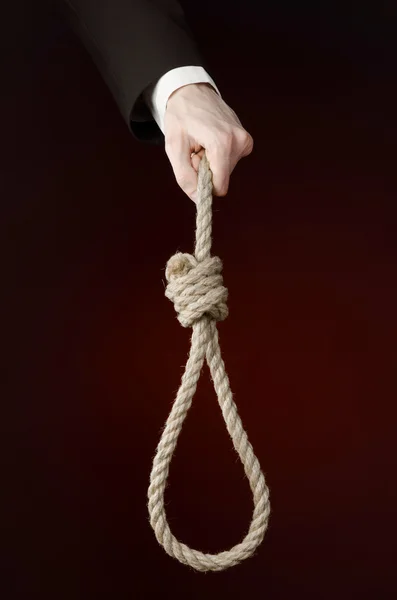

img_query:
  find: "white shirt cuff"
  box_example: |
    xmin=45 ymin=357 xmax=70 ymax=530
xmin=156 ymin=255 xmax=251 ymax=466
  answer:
xmin=143 ymin=66 xmax=221 ymax=134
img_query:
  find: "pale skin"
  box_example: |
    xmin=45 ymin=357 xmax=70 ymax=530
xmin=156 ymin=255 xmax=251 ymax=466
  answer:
xmin=164 ymin=82 xmax=254 ymax=203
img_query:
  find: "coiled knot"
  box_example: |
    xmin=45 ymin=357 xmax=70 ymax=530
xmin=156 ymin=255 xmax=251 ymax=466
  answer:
xmin=165 ymin=252 xmax=229 ymax=328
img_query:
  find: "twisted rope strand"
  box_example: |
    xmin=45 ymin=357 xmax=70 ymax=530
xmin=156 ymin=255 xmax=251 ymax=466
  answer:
xmin=148 ymin=153 xmax=270 ymax=571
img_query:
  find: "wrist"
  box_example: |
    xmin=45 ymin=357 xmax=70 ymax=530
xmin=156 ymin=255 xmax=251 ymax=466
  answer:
xmin=167 ymin=82 xmax=218 ymax=106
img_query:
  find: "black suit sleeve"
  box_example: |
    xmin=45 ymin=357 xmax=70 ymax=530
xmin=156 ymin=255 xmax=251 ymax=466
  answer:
xmin=59 ymin=0 xmax=208 ymax=144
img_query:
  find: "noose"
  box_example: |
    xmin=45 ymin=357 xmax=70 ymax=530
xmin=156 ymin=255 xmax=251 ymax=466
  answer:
xmin=147 ymin=153 xmax=270 ymax=571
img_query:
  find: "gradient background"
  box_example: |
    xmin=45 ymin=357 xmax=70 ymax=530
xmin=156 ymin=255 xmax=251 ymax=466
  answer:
xmin=2 ymin=2 xmax=397 ymax=598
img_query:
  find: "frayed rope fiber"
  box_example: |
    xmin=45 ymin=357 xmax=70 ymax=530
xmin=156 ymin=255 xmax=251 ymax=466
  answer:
xmin=147 ymin=153 xmax=270 ymax=572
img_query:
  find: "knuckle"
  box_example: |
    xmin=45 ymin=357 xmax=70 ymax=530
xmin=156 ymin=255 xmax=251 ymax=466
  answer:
xmin=237 ymin=129 xmax=254 ymax=153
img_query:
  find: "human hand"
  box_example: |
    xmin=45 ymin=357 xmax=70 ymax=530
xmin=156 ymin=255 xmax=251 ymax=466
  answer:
xmin=164 ymin=83 xmax=253 ymax=202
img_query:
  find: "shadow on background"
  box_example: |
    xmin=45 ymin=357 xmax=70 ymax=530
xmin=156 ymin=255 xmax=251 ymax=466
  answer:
xmin=2 ymin=2 xmax=397 ymax=598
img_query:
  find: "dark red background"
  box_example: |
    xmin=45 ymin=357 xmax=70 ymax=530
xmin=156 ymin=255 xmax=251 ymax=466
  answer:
xmin=2 ymin=2 xmax=397 ymax=598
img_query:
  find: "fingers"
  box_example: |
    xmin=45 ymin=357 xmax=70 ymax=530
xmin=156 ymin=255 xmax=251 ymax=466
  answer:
xmin=205 ymin=130 xmax=254 ymax=197
xmin=166 ymin=128 xmax=254 ymax=202
xmin=190 ymin=148 xmax=205 ymax=173
xmin=165 ymin=136 xmax=199 ymax=203
xmin=205 ymin=140 xmax=233 ymax=197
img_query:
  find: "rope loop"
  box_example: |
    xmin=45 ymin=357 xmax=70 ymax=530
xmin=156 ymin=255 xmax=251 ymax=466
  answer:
xmin=148 ymin=152 xmax=270 ymax=572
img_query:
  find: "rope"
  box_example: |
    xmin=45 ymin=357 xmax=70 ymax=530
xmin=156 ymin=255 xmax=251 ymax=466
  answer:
xmin=147 ymin=152 xmax=270 ymax=572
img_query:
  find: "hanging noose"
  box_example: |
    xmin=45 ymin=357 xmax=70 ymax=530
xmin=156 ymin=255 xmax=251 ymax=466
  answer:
xmin=147 ymin=153 xmax=270 ymax=572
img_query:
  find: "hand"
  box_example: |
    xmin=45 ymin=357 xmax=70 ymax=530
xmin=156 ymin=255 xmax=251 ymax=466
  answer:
xmin=164 ymin=83 xmax=253 ymax=202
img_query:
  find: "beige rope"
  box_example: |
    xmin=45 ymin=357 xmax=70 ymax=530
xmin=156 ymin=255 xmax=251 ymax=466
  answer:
xmin=147 ymin=152 xmax=270 ymax=572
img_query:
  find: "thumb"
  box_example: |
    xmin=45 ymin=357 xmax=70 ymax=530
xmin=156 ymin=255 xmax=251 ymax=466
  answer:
xmin=165 ymin=136 xmax=199 ymax=203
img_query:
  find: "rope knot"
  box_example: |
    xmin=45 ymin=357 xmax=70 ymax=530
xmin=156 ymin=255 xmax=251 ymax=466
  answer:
xmin=165 ymin=252 xmax=228 ymax=328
